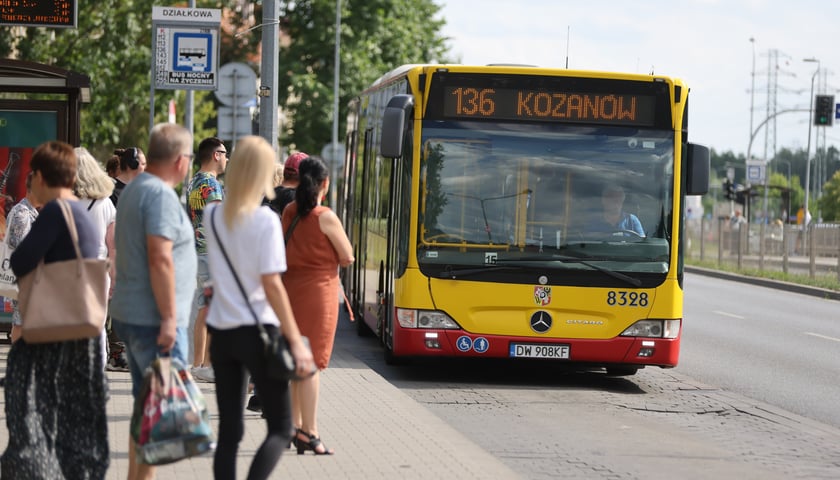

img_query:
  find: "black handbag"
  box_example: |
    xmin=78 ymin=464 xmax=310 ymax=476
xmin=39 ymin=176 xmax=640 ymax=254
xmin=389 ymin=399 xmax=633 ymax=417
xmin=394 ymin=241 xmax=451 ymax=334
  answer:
xmin=210 ymin=208 xmax=315 ymax=381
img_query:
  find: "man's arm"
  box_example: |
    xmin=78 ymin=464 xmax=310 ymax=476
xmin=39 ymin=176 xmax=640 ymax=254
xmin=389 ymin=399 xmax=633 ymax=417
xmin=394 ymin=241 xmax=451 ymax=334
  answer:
xmin=628 ymin=214 xmax=645 ymax=237
xmin=147 ymin=234 xmax=177 ymax=351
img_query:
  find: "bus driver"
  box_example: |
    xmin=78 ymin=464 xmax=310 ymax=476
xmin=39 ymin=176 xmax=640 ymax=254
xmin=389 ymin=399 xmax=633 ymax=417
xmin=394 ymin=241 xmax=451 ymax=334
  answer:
xmin=587 ymin=184 xmax=645 ymax=237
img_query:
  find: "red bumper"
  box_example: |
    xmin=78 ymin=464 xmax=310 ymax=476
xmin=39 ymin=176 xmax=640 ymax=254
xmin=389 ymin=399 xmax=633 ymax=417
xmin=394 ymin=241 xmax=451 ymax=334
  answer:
xmin=392 ymin=327 xmax=680 ymax=367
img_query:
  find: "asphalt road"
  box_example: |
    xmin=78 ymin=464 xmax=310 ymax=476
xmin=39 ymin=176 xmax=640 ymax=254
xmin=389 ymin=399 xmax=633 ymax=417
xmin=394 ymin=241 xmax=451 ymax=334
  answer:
xmin=679 ymin=271 xmax=840 ymax=428
xmin=342 ymin=273 xmax=840 ymax=479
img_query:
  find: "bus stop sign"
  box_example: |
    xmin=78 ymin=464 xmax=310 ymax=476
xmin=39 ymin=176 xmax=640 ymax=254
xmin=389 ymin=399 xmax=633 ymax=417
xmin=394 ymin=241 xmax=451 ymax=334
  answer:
xmin=151 ymin=7 xmax=221 ymax=91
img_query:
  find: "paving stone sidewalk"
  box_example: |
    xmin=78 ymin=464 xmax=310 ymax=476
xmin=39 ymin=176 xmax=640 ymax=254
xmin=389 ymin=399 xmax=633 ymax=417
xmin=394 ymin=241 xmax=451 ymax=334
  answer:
xmin=0 ymin=339 xmax=520 ymax=480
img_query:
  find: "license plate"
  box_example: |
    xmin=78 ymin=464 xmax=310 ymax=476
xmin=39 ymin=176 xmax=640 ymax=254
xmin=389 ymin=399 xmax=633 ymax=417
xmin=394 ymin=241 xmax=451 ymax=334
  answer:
xmin=509 ymin=343 xmax=570 ymax=359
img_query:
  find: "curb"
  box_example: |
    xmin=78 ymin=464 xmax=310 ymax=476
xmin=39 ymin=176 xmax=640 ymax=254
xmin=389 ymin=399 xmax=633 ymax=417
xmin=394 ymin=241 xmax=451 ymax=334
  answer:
xmin=685 ymin=265 xmax=840 ymax=301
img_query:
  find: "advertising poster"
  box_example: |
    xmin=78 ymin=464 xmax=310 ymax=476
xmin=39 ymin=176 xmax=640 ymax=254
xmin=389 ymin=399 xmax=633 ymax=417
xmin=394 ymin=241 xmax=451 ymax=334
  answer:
xmin=0 ymin=107 xmax=59 ymax=320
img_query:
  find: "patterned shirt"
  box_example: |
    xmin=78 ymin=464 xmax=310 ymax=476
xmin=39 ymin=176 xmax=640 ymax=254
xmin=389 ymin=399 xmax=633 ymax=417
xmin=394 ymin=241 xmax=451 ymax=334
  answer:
xmin=5 ymin=197 xmax=38 ymax=325
xmin=187 ymin=171 xmax=224 ymax=255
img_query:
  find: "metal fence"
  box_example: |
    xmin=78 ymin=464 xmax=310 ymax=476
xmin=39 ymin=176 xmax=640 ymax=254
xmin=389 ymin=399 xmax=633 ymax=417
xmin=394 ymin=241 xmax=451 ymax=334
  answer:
xmin=685 ymin=218 xmax=840 ymax=281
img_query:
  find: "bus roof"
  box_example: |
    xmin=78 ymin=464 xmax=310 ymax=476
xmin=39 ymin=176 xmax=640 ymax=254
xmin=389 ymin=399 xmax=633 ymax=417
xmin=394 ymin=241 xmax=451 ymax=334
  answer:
xmin=367 ymin=64 xmax=685 ymax=92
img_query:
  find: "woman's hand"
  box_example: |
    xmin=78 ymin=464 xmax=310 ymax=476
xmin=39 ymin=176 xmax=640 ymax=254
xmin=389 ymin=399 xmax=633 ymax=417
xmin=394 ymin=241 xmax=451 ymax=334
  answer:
xmin=290 ymin=338 xmax=316 ymax=376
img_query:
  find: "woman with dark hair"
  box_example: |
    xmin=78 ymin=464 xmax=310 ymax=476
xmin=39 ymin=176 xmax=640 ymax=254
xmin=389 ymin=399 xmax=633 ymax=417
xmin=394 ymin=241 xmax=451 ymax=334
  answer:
xmin=281 ymin=156 xmax=354 ymax=455
xmin=109 ymin=146 xmax=146 ymax=207
xmin=1 ymin=140 xmax=109 ymax=479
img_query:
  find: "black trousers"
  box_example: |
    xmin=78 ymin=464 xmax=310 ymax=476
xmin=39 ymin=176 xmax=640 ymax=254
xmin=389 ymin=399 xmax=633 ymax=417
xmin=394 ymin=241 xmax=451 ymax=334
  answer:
xmin=208 ymin=324 xmax=293 ymax=480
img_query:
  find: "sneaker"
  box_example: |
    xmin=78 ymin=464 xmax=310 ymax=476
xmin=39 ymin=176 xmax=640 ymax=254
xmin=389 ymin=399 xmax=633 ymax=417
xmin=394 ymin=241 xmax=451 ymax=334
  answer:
xmin=106 ymin=351 xmax=129 ymax=372
xmin=191 ymin=365 xmax=215 ymax=383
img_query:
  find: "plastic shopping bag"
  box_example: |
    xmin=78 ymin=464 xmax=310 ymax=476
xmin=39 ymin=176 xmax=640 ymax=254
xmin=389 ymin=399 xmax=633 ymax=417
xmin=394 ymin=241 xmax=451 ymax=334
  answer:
xmin=130 ymin=356 xmax=216 ymax=465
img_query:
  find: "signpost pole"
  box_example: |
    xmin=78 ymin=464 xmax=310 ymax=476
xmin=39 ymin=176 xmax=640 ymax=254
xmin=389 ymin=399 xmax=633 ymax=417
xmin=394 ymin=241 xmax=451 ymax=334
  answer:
xmin=259 ymin=0 xmax=279 ymax=150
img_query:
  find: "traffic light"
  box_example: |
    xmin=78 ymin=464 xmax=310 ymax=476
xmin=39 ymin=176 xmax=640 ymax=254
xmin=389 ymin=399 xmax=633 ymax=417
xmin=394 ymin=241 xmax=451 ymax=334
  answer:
xmin=734 ymin=189 xmax=747 ymax=206
xmin=814 ymin=95 xmax=834 ymax=126
xmin=722 ymin=179 xmax=735 ymax=200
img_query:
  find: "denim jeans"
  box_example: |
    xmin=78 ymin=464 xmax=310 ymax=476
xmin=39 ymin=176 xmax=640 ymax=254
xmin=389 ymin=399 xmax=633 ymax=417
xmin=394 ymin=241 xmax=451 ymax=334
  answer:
xmin=112 ymin=320 xmax=188 ymax=398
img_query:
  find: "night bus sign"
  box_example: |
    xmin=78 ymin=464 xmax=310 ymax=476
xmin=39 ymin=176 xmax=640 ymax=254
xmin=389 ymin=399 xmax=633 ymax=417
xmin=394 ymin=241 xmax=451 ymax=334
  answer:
xmin=151 ymin=6 xmax=221 ymax=91
xmin=0 ymin=0 xmax=77 ymax=28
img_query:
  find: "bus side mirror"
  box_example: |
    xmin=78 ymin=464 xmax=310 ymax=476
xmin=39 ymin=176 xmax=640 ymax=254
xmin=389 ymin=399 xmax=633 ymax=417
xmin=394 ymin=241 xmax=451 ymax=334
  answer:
xmin=685 ymin=143 xmax=710 ymax=195
xmin=380 ymin=94 xmax=414 ymax=158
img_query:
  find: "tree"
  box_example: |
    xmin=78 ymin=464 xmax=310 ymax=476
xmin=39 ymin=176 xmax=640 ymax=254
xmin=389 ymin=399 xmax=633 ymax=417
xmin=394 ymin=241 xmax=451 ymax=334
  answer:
xmin=0 ymin=1 xmax=259 ymax=161
xmin=0 ymin=1 xmax=160 ymax=158
xmin=819 ymin=170 xmax=840 ymax=221
xmin=276 ymin=0 xmax=452 ymax=155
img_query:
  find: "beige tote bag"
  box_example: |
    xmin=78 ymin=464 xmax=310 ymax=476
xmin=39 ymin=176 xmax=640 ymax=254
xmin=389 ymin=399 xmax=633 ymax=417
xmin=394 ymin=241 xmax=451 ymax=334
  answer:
xmin=19 ymin=199 xmax=108 ymax=344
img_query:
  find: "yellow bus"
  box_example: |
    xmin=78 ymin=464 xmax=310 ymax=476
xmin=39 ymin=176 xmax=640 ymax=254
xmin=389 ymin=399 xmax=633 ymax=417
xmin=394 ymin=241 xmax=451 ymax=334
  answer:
xmin=339 ymin=64 xmax=709 ymax=375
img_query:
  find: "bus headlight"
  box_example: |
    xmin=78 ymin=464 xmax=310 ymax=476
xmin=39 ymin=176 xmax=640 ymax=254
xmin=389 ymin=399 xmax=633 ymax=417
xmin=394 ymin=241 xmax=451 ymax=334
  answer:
xmin=396 ymin=308 xmax=460 ymax=329
xmin=620 ymin=319 xmax=680 ymax=339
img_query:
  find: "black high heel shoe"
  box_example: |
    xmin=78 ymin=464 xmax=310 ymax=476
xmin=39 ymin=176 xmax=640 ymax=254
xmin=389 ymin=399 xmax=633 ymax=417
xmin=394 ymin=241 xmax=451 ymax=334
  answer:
xmin=289 ymin=428 xmax=301 ymax=449
xmin=295 ymin=430 xmax=334 ymax=455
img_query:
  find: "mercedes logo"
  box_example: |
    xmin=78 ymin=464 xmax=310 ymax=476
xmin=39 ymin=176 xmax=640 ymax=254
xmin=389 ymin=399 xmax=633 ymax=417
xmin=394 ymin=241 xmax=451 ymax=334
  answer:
xmin=530 ymin=311 xmax=552 ymax=333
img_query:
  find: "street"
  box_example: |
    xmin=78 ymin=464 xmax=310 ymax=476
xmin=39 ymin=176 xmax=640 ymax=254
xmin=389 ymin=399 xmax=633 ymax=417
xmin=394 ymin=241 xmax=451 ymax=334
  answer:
xmin=342 ymin=273 xmax=840 ymax=479
xmin=680 ymin=272 xmax=840 ymax=428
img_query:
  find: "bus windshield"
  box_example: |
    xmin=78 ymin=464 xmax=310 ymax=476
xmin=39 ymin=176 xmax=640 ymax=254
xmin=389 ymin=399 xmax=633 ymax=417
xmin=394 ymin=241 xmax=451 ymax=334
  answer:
xmin=418 ymin=121 xmax=674 ymax=273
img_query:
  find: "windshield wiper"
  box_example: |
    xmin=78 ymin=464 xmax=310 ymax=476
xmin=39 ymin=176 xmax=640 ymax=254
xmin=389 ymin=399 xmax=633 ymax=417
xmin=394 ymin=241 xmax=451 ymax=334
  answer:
xmin=496 ymin=255 xmax=642 ymax=287
xmin=437 ymin=265 xmax=520 ymax=279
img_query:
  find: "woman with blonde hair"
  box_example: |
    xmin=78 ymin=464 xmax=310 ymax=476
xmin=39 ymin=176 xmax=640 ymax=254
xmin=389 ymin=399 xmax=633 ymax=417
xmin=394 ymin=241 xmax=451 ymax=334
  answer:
xmin=74 ymin=147 xmax=117 ymax=369
xmin=204 ymin=135 xmax=314 ymax=479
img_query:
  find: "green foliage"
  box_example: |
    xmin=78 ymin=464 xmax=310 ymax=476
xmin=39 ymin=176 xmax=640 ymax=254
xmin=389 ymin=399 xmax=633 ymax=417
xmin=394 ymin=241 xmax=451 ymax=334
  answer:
xmin=819 ymin=169 xmax=840 ymax=221
xmin=706 ymin=147 xmax=816 ymax=221
xmin=1 ymin=0 xmax=159 ymax=158
xmin=687 ymin=258 xmax=840 ymax=292
xmin=1 ymin=1 xmax=259 ymax=162
xmin=276 ymin=0 xmax=451 ymax=154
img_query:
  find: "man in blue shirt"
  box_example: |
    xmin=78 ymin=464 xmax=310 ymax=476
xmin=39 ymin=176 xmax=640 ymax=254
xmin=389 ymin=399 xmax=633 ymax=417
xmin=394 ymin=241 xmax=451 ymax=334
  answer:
xmin=588 ymin=185 xmax=645 ymax=237
xmin=110 ymin=123 xmax=197 ymax=480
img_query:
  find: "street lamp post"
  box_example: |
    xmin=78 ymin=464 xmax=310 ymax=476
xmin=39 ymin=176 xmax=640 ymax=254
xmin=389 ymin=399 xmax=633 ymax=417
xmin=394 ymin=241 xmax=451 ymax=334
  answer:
xmin=749 ymin=37 xmax=756 ymax=145
xmin=803 ymin=58 xmax=820 ymax=229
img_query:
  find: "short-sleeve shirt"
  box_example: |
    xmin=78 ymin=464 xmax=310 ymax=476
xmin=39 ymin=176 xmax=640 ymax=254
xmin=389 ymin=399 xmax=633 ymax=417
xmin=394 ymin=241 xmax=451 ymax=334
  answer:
xmin=588 ymin=212 xmax=645 ymax=237
xmin=83 ymin=197 xmax=116 ymax=260
xmin=204 ymin=203 xmax=286 ymax=330
xmin=109 ymin=178 xmax=127 ymax=208
xmin=5 ymin=197 xmax=38 ymax=250
xmin=266 ymin=186 xmax=295 ymax=218
xmin=5 ymin=197 xmax=38 ymax=325
xmin=187 ymin=171 xmax=224 ymax=255
xmin=110 ymin=173 xmax=197 ymax=328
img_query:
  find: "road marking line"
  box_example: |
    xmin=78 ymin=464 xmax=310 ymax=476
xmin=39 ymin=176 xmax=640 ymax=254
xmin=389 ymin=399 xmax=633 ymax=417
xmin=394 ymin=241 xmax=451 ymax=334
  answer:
xmin=804 ymin=332 xmax=840 ymax=343
xmin=713 ymin=310 xmax=745 ymax=319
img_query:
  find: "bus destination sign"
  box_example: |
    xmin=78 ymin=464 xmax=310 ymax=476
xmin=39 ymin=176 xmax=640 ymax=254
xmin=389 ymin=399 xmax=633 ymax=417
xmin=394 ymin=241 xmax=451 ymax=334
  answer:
xmin=443 ymin=87 xmax=656 ymax=126
xmin=0 ymin=0 xmax=77 ymax=28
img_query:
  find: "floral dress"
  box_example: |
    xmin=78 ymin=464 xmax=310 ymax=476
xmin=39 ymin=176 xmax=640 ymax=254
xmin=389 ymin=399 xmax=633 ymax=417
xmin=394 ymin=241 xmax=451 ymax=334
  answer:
xmin=1 ymin=199 xmax=109 ymax=479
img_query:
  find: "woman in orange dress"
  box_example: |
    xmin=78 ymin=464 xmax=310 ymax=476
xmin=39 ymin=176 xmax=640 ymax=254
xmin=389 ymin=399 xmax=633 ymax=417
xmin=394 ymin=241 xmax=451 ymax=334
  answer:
xmin=282 ymin=156 xmax=353 ymax=455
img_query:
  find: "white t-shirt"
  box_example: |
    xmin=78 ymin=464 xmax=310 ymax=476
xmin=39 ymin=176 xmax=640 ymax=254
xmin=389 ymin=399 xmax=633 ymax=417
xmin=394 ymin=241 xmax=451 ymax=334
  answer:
xmin=204 ymin=203 xmax=287 ymax=330
xmin=83 ymin=197 xmax=116 ymax=260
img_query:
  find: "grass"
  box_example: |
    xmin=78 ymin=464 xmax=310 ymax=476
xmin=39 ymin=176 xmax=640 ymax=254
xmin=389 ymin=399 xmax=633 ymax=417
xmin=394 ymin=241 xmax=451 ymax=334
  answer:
xmin=686 ymin=258 xmax=840 ymax=292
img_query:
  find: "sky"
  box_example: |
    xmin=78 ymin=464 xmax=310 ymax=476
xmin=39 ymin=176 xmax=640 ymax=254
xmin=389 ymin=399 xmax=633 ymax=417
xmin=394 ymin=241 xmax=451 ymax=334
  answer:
xmin=436 ymin=0 xmax=839 ymax=158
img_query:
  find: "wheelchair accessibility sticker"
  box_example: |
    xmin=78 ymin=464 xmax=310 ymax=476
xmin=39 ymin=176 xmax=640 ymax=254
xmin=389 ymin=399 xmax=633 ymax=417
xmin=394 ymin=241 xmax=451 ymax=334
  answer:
xmin=457 ymin=335 xmax=490 ymax=353
xmin=456 ymin=336 xmax=472 ymax=352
